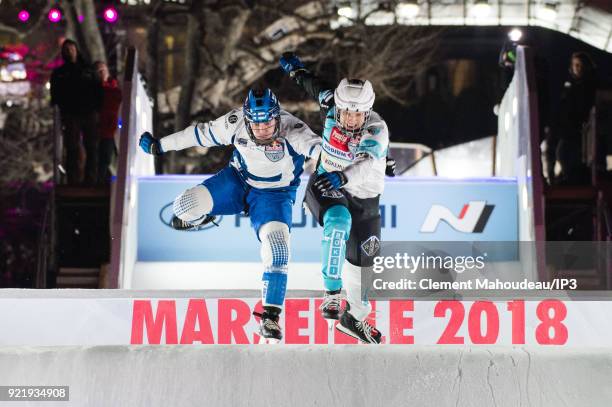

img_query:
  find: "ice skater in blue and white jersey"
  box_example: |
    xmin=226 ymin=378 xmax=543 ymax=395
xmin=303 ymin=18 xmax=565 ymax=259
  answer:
xmin=139 ymin=88 xmax=321 ymax=343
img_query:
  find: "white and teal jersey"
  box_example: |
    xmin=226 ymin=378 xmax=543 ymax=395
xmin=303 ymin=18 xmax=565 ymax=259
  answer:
xmin=160 ymin=109 xmax=321 ymax=190
xmin=318 ymin=104 xmax=389 ymax=199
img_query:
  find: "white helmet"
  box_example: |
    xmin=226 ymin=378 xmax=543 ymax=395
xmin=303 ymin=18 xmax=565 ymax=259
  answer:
xmin=334 ymin=78 xmax=375 ymax=112
xmin=334 ymin=78 xmax=375 ymax=135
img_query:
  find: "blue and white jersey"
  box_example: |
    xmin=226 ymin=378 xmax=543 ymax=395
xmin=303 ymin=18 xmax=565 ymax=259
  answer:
xmin=160 ymin=109 xmax=321 ymax=190
xmin=317 ymin=91 xmax=389 ymax=198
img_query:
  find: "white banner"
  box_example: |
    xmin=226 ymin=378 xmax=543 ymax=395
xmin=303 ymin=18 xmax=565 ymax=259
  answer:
xmin=0 ymin=297 xmax=610 ymax=346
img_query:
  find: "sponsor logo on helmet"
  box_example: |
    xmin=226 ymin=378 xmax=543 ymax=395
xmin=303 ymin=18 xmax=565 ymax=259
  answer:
xmin=228 ymin=114 xmax=238 ymax=124
xmin=264 ymin=142 xmax=285 ymax=162
xmin=294 ymin=122 xmax=304 ymax=129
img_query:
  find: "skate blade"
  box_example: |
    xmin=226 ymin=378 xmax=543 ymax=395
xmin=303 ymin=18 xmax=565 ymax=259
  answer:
xmin=335 ymin=324 xmax=380 ymax=344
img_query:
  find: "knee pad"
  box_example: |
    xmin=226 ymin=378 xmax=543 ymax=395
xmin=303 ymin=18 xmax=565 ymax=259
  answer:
xmin=173 ymin=184 xmax=213 ymax=223
xmin=344 ymin=261 xmax=372 ymax=321
xmin=259 ymin=221 xmax=290 ymax=271
xmin=259 ymin=222 xmax=290 ymax=308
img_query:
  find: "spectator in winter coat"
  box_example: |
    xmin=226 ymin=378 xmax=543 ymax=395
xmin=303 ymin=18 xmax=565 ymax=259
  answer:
xmin=546 ymin=52 xmax=597 ymax=184
xmin=50 ymin=39 xmax=103 ymax=185
xmin=94 ymin=61 xmax=122 ymax=184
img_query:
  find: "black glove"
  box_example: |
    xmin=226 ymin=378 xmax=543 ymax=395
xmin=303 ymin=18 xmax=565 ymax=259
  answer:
xmin=313 ymin=171 xmax=347 ymax=193
xmin=385 ymin=157 xmax=396 ymax=177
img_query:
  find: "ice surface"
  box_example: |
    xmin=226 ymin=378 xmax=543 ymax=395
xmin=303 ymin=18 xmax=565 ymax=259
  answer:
xmin=1 ymin=345 xmax=611 ymax=406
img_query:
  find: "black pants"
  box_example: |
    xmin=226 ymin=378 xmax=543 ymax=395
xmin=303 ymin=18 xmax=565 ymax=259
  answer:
xmin=303 ymin=173 xmax=381 ymax=267
xmin=61 ymin=111 xmax=99 ymax=185
xmin=546 ymin=131 xmax=587 ymax=184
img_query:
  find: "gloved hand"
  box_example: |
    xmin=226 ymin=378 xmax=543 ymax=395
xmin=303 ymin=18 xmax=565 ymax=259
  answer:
xmin=139 ymin=131 xmax=163 ymax=155
xmin=385 ymin=157 xmax=396 ymax=177
xmin=314 ymin=171 xmax=347 ymax=193
xmin=279 ymin=52 xmax=305 ymax=75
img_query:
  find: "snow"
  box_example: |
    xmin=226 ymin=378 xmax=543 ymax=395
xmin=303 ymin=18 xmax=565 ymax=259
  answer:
xmin=1 ymin=345 xmax=611 ymax=406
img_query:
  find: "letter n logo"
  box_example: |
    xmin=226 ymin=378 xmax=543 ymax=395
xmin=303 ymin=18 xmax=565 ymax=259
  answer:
xmin=420 ymin=201 xmax=494 ymax=233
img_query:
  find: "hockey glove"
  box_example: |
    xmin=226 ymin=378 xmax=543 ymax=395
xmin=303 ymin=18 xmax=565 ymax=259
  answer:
xmin=279 ymin=52 xmax=305 ymax=76
xmin=139 ymin=131 xmax=163 ymax=155
xmin=385 ymin=157 xmax=396 ymax=177
xmin=314 ymin=171 xmax=347 ymax=193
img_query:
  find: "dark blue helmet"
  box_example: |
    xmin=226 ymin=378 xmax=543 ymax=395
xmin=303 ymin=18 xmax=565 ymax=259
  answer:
xmin=243 ymin=88 xmax=281 ymax=145
xmin=243 ymin=88 xmax=280 ymax=123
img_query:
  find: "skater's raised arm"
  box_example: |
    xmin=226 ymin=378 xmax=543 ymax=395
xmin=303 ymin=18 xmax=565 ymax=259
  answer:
xmin=279 ymin=53 xmax=335 ymax=115
xmin=161 ymin=110 xmax=238 ymax=151
xmin=139 ymin=110 xmax=238 ymax=155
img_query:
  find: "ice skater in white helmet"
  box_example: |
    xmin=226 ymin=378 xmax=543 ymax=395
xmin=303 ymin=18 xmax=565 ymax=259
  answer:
xmin=280 ymin=53 xmax=390 ymax=344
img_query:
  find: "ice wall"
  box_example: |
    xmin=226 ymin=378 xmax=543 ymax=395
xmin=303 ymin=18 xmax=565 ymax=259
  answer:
xmin=1 ymin=345 xmax=611 ymax=406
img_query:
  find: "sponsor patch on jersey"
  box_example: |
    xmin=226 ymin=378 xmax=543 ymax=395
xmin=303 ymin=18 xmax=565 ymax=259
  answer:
xmin=228 ymin=114 xmax=238 ymax=124
xmin=237 ymin=138 xmax=248 ymax=146
xmin=264 ymin=142 xmax=285 ymax=162
xmin=322 ymin=156 xmax=348 ymax=171
xmin=322 ymin=143 xmax=354 ymax=161
xmin=294 ymin=122 xmax=304 ymax=129
xmin=321 ymin=189 xmax=344 ymax=199
xmin=329 ymin=127 xmax=350 ymax=152
xmin=361 ymin=236 xmax=380 ymax=257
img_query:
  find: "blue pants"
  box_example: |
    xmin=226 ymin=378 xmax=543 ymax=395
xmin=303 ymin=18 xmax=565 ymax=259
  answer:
xmin=203 ymin=166 xmax=295 ymax=238
xmin=202 ymin=166 xmax=295 ymax=308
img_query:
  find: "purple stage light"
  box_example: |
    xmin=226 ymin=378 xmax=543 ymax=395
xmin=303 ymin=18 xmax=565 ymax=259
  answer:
xmin=78 ymin=14 xmax=84 ymax=23
xmin=18 ymin=10 xmax=30 ymax=22
xmin=103 ymin=7 xmax=118 ymax=23
xmin=48 ymin=8 xmax=62 ymax=23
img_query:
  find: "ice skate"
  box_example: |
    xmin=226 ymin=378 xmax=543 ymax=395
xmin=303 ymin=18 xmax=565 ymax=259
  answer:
xmin=319 ymin=289 xmax=343 ymax=330
xmin=253 ymin=306 xmax=282 ymax=344
xmin=336 ymin=304 xmax=382 ymax=344
xmin=170 ymin=214 xmax=217 ymax=231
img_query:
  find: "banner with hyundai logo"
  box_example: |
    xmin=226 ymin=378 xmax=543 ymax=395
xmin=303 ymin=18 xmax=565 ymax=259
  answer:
xmin=137 ymin=175 xmax=518 ymax=262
